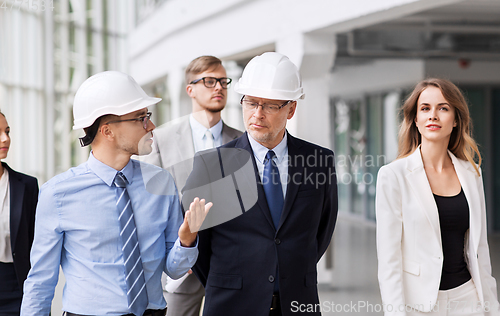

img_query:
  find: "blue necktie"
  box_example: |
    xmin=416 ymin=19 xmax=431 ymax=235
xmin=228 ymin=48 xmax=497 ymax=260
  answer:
xmin=263 ymin=151 xmax=284 ymax=292
xmin=263 ymin=150 xmax=284 ymax=228
xmin=114 ymin=172 xmax=148 ymax=316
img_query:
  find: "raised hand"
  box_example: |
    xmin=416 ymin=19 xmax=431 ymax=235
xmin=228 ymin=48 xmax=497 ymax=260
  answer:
xmin=178 ymin=197 xmax=212 ymax=247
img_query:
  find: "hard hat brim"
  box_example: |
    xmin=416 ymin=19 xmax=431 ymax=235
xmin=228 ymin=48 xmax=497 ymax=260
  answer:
xmin=234 ymin=82 xmax=305 ymax=101
xmin=72 ymin=96 xmax=161 ymax=130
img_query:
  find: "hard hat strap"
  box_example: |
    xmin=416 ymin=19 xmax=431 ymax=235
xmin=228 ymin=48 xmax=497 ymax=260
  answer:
xmin=79 ymin=116 xmax=103 ymax=147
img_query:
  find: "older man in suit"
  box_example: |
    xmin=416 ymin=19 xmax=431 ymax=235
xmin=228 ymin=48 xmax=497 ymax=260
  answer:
xmin=182 ymin=52 xmax=338 ymax=316
xmin=142 ymin=56 xmax=242 ymax=316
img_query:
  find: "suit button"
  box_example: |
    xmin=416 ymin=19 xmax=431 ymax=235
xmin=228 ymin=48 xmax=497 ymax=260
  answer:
xmin=12 ymin=252 xmax=15 ymax=257
xmin=268 ymin=275 xmax=275 ymax=283
xmin=275 ymin=238 xmax=281 ymax=245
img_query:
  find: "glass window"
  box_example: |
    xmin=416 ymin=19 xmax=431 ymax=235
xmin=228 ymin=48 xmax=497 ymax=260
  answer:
xmin=366 ymin=95 xmax=384 ymax=220
xmin=333 ymin=98 xmax=366 ymax=216
xmin=334 ymin=99 xmax=351 ymax=214
xmin=333 ymin=91 xmax=402 ymax=221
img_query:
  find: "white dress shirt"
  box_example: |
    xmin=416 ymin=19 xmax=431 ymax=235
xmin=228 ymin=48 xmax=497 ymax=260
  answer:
xmin=0 ymin=167 xmax=11 ymax=263
xmin=189 ymin=114 xmax=223 ymax=152
xmin=247 ymin=132 xmax=289 ymax=199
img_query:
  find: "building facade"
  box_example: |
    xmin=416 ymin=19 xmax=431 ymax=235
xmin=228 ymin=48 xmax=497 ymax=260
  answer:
xmin=0 ymin=0 xmax=132 ymax=183
xmin=129 ymin=0 xmax=500 ymax=231
xmin=1 ymin=1 xmax=132 ymax=313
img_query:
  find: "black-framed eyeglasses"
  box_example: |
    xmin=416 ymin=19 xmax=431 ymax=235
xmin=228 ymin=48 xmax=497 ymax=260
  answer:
xmin=190 ymin=77 xmax=232 ymax=89
xmin=240 ymin=96 xmax=292 ymax=115
xmin=104 ymin=112 xmax=152 ymax=130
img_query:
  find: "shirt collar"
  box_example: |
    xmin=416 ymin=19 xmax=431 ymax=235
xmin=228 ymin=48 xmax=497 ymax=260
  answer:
xmin=0 ymin=167 xmax=8 ymax=188
xmin=247 ymin=131 xmax=288 ymax=164
xmin=87 ymin=152 xmax=135 ymax=187
xmin=189 ymin=113 xmax=223 ymax=142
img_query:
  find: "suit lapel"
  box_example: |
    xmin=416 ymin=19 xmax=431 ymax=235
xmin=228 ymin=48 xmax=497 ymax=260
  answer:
xmin=405 ymin=148 xmax=442 ymax=248
xmin=450 ymin=153 xmax=481 ymax=253
xmin=7 ymin=166 xmax=25 ymax=251
xmin=221 ymin=123 xmax=239 ymax=144
xmin=277 ymin=134 xmax=303 ymax=231
xmin=237 ymin=133 xmax=276 ymax=229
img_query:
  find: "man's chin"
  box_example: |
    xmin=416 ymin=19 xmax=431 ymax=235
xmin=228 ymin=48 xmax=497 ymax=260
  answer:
xmin=137 ymin=143 xmax=153 ymax=156
xmin=248 ymin=130 xmax=271 ymax=143
xmin=205 ymin=104 xmax=226 ymax=113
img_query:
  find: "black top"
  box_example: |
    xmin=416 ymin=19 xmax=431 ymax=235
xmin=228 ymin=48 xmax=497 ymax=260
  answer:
xmin=433 ymin=188 xmax=471 ymax=290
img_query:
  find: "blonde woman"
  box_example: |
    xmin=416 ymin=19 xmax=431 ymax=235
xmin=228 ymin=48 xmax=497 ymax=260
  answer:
xmin=376 ymin=78 xmax=500 ymax=315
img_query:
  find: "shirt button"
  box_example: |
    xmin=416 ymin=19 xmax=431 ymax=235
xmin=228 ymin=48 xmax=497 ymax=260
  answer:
xmin=275 ymin=238 xmax=281 ymax=245
xmin=269 ymin=275 xmax=275 ymax=283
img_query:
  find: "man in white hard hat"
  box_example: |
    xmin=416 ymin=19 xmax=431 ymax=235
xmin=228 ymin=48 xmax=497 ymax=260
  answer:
xmin=20 ymin=71 xmax=211 ymax=316
xmin=142 ymin=56 xmax=242 ymax=316
xmin=182 ymin=52 xmax=338 ymax=316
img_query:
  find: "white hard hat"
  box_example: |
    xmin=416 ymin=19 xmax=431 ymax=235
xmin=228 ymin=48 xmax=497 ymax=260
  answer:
xmin=72 ymin=71 xmax=161 ymax=130
xmin=234 ymin=52 xmax=305 ymax=100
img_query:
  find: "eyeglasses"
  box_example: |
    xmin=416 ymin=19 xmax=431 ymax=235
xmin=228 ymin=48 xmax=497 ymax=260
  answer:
xmin=190 ymin=77 xmax=232 ymax=89
xmin=104 ymin=112 xmax=152 ymax=130
xmin=240 ymin=96 xmax=292 ymax=115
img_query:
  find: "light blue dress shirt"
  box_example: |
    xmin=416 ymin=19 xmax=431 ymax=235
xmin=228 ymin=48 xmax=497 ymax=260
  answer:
xmin=247 ymin=132 xmax=289 ymax=198
xmin=21 ymin=153 xmax=198 ymax=316
xmin=189 ymin=114 xmax=223 ymax=152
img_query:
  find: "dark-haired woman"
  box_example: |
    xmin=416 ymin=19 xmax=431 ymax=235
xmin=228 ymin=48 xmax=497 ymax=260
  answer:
xmin=376 ymin=79 xmax=499 ymax=315
xmin=0 ymin=112 xmax=38 ymax=315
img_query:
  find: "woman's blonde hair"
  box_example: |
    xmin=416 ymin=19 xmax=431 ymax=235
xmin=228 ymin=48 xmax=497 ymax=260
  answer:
xmin=398 ymin=78 xmax=481 ymax=176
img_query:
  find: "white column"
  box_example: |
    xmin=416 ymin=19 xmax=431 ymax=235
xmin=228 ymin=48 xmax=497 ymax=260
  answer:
xmin=67 ymin=0 xmax=88 ymax=172
xmin=44 ymin=3 xmax=55 ymax=180
xmin=167 ymin=68 xmax=185 ymax=121
xmin=276 ymin=33 xmax=336 ymax=149
xmin=117 ymin=0 xmax=129 ymax=72
xmin=223 ymin=60 xmax=244 ymax=131
xmin=92 ymin=0 xmax=104 ymax=73
xmin=107 ymin=0 xmax=118 ymax=70
xmin=10 ymin=10 xmax=25 ymax=172
xmin=276 ymin=32 xmax=337 ymax=284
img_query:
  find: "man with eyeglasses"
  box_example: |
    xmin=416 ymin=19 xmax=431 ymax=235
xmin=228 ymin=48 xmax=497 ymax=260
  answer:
xmin=183 ymin=52 xmax=338 ymax=316
xmin=141 ymin=56 xmax=242 ymax=316
xmin=21 ymin=71 xmax=211 ymax=316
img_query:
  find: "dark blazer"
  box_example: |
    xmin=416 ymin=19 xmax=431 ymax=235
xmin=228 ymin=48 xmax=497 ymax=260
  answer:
xmin=183 ymin=132 xmax=338 ymax=316
xmin=3 ymin=162 xmax=39 ymax=289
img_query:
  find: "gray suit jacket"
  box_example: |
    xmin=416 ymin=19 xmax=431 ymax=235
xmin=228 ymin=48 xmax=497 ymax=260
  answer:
xmin=141 ymin=115 xmax=242 ymax=294
xmin=143 ymin=115 xmax=242 ymax=197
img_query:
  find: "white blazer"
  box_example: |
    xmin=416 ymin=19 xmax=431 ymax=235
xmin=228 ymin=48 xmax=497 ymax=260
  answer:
xmin=376 ymin=147 xmax=499 ymax=315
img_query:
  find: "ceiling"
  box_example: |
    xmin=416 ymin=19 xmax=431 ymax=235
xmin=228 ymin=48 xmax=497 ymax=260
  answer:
xmin=336 ymin=0 xmax=500 ymax=61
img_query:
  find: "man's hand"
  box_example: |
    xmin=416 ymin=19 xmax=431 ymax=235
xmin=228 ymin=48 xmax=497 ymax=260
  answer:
xmin=179 ymin=197 xmax=212 ymax=247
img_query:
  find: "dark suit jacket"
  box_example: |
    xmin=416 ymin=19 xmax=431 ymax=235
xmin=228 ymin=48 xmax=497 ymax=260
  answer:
xmin=3 ymin=162 xmax=39 ymax=289
xmin=183 ymin=132 xmax=338 ymax=316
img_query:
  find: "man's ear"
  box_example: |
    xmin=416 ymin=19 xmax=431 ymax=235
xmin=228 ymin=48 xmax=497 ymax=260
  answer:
xmin=99 ymin=123 xmax=114 ymax=141
xmin=186 ymin=84 xmax=194 ymax=97
xmin=287 ymin=101 xmax=297 ymax=120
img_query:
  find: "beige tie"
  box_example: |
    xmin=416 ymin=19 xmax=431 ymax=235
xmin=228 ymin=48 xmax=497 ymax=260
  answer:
xmin=204 ymin=130 xmax=214 ymax=149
